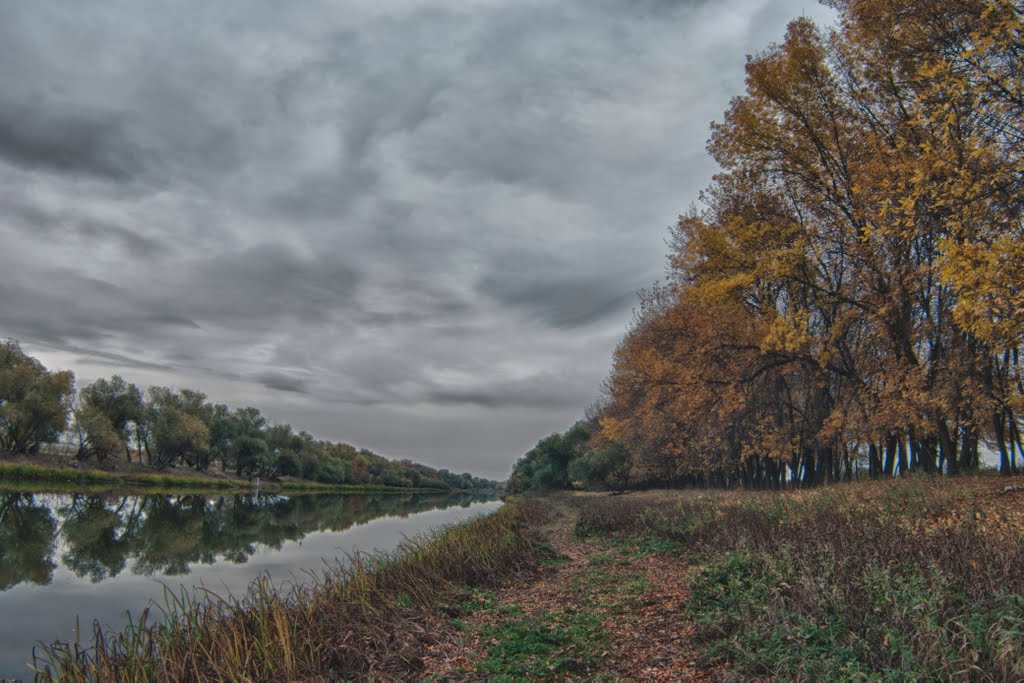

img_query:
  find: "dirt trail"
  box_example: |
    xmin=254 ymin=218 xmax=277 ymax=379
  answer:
xmin=422 ymin=502 xmax=709 ymax=681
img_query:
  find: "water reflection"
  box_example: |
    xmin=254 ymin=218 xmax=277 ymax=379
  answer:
xmin=0 ymin=491 xmax=492 ymax=589
xmin=0 ymin=493 xmax=58 ymax=590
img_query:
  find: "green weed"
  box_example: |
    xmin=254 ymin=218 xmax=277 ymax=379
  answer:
xmin=575 ymin=476 xmax=1024 ymax=679
xmin=474 ymin=609 xmax=608 ymax=680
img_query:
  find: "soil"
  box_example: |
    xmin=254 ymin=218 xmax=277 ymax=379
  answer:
xmin=421 ymin=500 xmax=713 ymax=681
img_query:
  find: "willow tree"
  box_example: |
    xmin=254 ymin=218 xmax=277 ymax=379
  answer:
xmin=0 ymin=340 xmax=75 ymax=454
xmin=78 ymin=376 xmax=144 ymax=461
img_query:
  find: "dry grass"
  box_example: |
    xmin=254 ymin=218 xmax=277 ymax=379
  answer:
xmin=421 ymin=497 xmax=706 ymax=681
xmin=33 ymin=498 xmax=546 ymax=682
xmin=574 ymin=475 xmax=1024 ymax=680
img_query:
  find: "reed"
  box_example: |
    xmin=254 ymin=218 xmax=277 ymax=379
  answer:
xmin=32 ymin=498 xmax=544 ymax=682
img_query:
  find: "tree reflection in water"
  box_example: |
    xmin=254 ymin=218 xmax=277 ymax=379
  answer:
xmin=0 ymin=493 xmax=58 ymax=590
xmin=0 ymin=491 xmax=492 ymax=588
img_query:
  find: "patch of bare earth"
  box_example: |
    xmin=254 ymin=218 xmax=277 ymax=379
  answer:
xmin=422 ymin=502 xmax=710 ymax=681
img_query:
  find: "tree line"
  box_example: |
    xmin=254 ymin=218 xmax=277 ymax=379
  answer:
xmin=508 ymin=420 xmax=632 ymax=494
xmin=514 ymin=0 xmax=1024 ymax=491
xmin=0 ymin=340 xmax=496 ymax=490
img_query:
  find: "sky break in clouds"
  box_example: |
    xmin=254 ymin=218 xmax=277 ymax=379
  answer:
xmin=0 ymin=0 xmax=835 ymax=479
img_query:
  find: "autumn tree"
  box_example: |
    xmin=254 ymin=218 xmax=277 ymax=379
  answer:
xmin=597 ymin=0 xmax=1024 ymax=486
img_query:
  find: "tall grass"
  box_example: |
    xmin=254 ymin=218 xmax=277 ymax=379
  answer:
xmin=575 ymin=476 xmax=1024 ymax=680
xmin=33 ymin=498 xmax=544 ymax=682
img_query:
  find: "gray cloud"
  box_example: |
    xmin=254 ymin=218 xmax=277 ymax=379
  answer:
xmin=481 ymin=272 xmax=639 ymax=329
xmin=256 ymin=372 xmax=310 ymax=395
xmin=174 ymin=244 xmax=363 ymax=325
xmin=428 ymin=370 xmax=594 ymax=410
xmin=0 ymin=107 xmax=144 ymax=180
xmin=0 ymin=0 xmax=836 ymax=479
xmin=75 ymin=219 xmax=166 ymax=259
xmin=0 ymin=193 xmax=168 ymax=259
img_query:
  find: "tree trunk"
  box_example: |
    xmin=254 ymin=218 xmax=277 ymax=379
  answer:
xmin=883 ymin=433 xmax=897 ymax=477
xmin=938 ymin=419 xmax=956 ymax=474
xmin=961 ymin=426 xmax=979 ymax=471
xmin=1009 ymin=411 xmax=1021 ymax=473
xmin=868 ymin=443 xmax=880 ymax=479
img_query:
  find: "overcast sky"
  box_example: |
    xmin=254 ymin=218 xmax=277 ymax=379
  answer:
xmin=0 ymin=0 xmax=834 ymax=479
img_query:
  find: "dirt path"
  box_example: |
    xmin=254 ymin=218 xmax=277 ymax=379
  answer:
xmin=421 ymin=501 xmax=709 ymax=681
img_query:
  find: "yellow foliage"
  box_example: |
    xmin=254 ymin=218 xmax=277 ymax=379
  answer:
xmin=597 ymin=0 xmax=1024 ymax=486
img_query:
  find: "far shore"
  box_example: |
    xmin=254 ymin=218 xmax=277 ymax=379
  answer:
xmin=0 ymin=457 xmax=487 ymax=496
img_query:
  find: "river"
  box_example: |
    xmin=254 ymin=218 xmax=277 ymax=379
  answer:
xmin=0 ymin=489 xmax=501 ymax=680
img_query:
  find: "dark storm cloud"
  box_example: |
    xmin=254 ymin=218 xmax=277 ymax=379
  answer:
xmin=479 ymin=271 xmax=639 ymax=329
xmin=0 ymin=107 xmax=144 ymax=180
xmin=177 ymin=244 xmax=362 ymax=325
xmin=0 ymin=0 xmax=836 ymax=478
xmin=1 ymin=195 xmax=165 ymax=258
xmin=256 ymin=372 xmax=310 ymax=395
xmin=70 ymin=348 xmax=176 ymax=373
xmin=0 ymin=271 xmax=201 ymax=351
xmin=429 ymin=371 xmax=592 ymax=409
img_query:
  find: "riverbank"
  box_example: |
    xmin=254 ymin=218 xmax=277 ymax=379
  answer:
xmin=0 ymin=459 xmax=470 ymax=496
xmin=34 ymin=497 xmax=541 ymax=681
xmin=425 ymin=475 xmax=1024 ymax=680
xmin=33 ymin=474 xmax=1024 ymax=680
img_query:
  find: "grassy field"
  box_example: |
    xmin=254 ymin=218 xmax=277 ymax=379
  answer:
xmin=29 ymin=474 xmax=1024 ymax=680
xmin=574 ymin=475 xmax=1024 ymax=680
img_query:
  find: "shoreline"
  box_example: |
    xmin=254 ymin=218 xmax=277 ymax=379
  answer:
xmin=27 ymin=474 xmax=1024 ymax=680
xmin=0 ymin=460 xmax=492 ymax=497
xmin=34 ymin=497 xmax=536 ymax=681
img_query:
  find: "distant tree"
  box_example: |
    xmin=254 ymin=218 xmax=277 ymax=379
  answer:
xmin=207 ymin=403 xmax=235 ymax=471
xmin=71 ymin=402 xmax=124 ymax=462
xmin=79 ymin=376 xmax=144 ymax=461
xmin=315 ymin=459 xmax=351 ymax=485
xmin=508 ymin=422 xmax=595 ymax=492
xmin=0 ymin=340 xmax=75 ymax=454
xmin=148 ymin=392 xmax=210 ymax=469
xmin=233 ymin=436 xmax=272 ymax=479
xmin=0 ymin=339 xmax=500 ymax=490
xmin=569 ymin=443 xmax=632 ymax=494
xmin=277 ymin=451 xmax=300 ymax=477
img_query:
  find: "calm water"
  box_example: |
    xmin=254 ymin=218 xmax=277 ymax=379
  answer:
xmin=0 ymin=489 xmax=501 ymax=680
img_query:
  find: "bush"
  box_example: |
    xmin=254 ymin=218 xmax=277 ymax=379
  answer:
xmin=568 ymin=443 xmax=631 ymax=493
